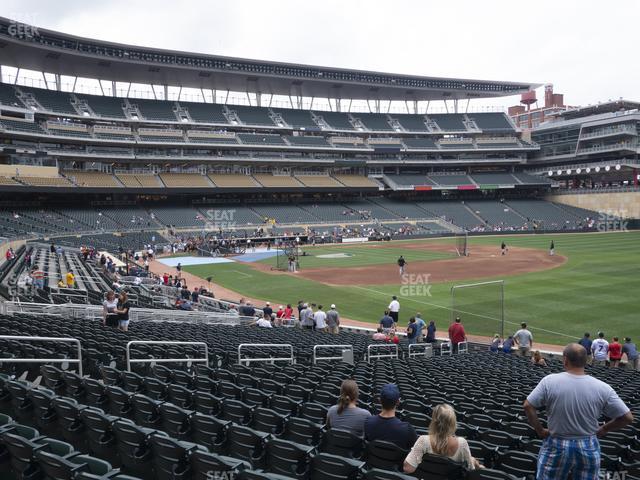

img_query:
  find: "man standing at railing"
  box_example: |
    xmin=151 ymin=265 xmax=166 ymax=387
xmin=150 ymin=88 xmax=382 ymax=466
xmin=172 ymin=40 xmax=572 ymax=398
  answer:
xmin=448 ymin=316 xmax=467 ymax=354
xmin=326 ymin=304 xmax=340 ymax=334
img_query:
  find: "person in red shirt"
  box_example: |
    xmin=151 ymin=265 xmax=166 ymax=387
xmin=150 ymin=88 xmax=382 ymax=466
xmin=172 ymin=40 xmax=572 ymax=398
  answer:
xmin=609 ymin=337 xmax=623 ymax=367
xmin=448 ymin=317 xmax=467 ymax=354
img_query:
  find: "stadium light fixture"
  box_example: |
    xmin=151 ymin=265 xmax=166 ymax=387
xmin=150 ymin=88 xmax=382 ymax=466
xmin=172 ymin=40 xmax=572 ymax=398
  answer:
xmin=615 ymin=164 xmax=621 ymax=171
xmin=566 ymin=169 xmax=572 ymax=175
xmin=548 ymin=171 xmax=553 ymax=176
xmin=605 ymin=166 xmax=611 ymax=172
xmin=556 ymin=169 xmax=562 ymax=175
xmin=586 ymin=167 xmax=591 ymax=173
xmin=595 ymin=167 xmax=601 ymax=172
xmin=576 ymin=168 xmax=582 ymax=174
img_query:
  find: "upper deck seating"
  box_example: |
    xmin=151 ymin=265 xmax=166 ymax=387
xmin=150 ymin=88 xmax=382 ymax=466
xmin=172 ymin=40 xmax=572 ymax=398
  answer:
xmin=78 ymin=94 xmax=127 ymax=119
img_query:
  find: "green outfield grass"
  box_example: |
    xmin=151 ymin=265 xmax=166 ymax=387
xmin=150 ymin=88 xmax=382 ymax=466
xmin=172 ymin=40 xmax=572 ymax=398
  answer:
xmin=183 ymin=231 xmax=640 ymax=346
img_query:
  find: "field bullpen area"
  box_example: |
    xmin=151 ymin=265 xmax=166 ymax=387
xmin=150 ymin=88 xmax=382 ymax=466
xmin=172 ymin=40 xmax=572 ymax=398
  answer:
xmin=184 ymin=231 xmax=640 ymax=346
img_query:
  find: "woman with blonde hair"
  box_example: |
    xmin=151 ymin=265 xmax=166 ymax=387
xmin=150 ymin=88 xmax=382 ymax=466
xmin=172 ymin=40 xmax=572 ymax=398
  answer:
xmin=404 ymin=403 xmax=482 ymax=473
xmin=326 ymin=379 xmax=371 ymax=437
xmin=531 ymin=350 xmax=547 ymax=367
xmin=103 ymin=291 xmax=118 ymax=327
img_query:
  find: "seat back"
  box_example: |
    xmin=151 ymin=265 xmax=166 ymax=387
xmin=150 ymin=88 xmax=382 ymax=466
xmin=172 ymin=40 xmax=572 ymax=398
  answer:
xmin=321 ymin=428 xmax=365 ymax=459
xmin=265 ymin=438 xmax=313 ymax=478
xmin=190 ymin=450 xmax=248 ymax=480
xmin=149 ymin=433 xmax=194 ymax=480
xmin=365 ymin=439 xmax=409 ymax=471
xmin=190 ymin=413 xmax=229 ymax=453
xmin=310 ymin=453 xmax=364 ymax=480
xmin=413 ymin=453 xmax=466 ymax=480
xmin=281 ymin=417 xmax=324 ymax=447
xmin=225 ymin=425 xmax=268 ymax=467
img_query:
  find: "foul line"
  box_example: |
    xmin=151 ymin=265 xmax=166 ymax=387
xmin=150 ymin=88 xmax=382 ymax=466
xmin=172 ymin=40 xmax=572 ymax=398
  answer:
xmin=352 ymin=285 xmax=577 ymax=339
xmin=231 ymin=270 xmax=253 ymax=278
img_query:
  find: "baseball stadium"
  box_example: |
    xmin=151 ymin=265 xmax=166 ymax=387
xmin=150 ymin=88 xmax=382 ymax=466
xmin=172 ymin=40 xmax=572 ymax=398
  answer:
xmin=0 ymin=7 xmax=639 ymax=480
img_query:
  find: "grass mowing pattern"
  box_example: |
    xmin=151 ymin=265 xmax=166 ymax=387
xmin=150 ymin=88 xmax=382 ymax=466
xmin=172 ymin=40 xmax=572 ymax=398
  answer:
xmin=184 ymin=231 xmax=640 ymax=346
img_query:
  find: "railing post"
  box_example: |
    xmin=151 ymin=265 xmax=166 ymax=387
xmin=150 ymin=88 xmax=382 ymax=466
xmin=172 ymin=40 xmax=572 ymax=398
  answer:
xmin=126 ymin=341 xmax=208 ymax=372
xmin=367 ymin=344 xmax=398 ymax=363
xmin=237 ymin=344 xmax=294 ymax=366
xmin=312 ymin=344 xmax=354 ymax=364
xmin=0 ymin=336 xmax=83 ymax=376
xmin=408 ymin=343 xmax=433 ymax=358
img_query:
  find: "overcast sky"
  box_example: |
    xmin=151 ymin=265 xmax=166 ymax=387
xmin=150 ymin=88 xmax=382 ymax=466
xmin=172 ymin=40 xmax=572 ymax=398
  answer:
xmin=2 ymin=0 xmax=638 ymax=110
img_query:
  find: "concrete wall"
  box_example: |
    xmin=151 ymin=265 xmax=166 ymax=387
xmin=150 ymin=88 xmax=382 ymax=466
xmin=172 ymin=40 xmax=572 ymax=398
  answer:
xmin=0 ymin=239 xmax=26 ymax=260
xmin=0 ymin=165 xmax=58 ymax=177
xmin=548 ymin=191 xmax=640 ymax=219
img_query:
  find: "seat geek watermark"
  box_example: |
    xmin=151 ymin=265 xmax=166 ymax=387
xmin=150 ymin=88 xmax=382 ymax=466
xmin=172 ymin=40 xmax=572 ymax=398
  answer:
xmin=206 ymin=472 xmax=236 ymax=480
xmin=399 ymin=273 xmax=432 ymax=297
xmin=596 ymin=209 xmax=628 ymax=232
xmin=7 ymin=14 xmax=40 ymax=38
xmin=599 ymin=470 xmax=627 ymax=480
xmin=204 ymin=209 xmax=237 ymax=231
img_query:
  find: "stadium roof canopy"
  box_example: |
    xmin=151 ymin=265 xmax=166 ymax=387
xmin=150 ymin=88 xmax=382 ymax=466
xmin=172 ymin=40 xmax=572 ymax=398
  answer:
xmin=555 ymin=100 xmax=640 ymax=120
xmin=0 ymin=17 xmax=540 ymax=102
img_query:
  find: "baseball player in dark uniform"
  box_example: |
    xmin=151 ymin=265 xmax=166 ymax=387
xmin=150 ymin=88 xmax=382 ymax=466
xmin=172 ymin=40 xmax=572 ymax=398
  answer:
xmin=397 ymin=255 xmax=407 ymax=275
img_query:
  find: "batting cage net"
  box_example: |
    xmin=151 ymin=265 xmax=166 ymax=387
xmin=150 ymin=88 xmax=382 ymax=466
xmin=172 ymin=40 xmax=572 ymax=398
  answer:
xmin=451 ymin=280 xmax=504 ymax=340
xmin=455 ymin=232 xmax=469 ymax=257
xmin=274 ymin=240 xmax=300 ymax=272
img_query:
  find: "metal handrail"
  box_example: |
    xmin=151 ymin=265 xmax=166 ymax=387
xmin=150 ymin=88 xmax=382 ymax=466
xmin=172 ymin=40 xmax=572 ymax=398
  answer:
xmin=126 ymin=340 xmax=208 ymax=372
xmin=440 ymin=341 xmax=452 ymax=356
xmin=0 ymin=335 xmax=83 ymax=376
xmin=408 ymin=343 xmax=433 ymax=358
xmin=0 ymin=301 xmax=246 ymax=325
xmin=237 ymin=343 xmax=294 ymax=366
xmin=367 ymin=343 xmax=398 ymax=363
xmin=312 ymin=344 xmax=354 ymax=364
xmin=458 ymin=341 xmax=469 ymax=354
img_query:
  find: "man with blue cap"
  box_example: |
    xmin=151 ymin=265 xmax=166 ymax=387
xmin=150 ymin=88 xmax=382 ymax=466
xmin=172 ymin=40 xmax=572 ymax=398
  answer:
xmin=364 ymin=383 xmax=418 ymax=450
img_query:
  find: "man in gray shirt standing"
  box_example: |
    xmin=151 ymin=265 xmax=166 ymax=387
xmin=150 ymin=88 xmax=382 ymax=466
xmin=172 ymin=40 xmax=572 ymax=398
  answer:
xmin=524 ymin=343 xmax=632 ymax=480
xmin=514 ymin=322 xmax=533 ymax=356
xmin=326 ymin=304 xmax=340 ymax=334
xmin=300 ymin=303 xmax=314 ymax=330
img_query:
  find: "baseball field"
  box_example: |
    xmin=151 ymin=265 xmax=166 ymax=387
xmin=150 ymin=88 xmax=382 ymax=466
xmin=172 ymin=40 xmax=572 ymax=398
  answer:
xmin=184 ymin=231 xmax=640 ymax=346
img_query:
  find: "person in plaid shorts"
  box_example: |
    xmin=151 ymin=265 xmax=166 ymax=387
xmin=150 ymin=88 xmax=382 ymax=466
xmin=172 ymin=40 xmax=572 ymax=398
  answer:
xmin=524 ymin=343 xmax=633 ymax=479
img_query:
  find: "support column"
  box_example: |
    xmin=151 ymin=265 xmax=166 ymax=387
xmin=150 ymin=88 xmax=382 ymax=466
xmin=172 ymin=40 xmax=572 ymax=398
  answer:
xmin=111 ymin=80 xmax=117 ymax=96
xmin=634 ymin=168 xmax=638 ymax=186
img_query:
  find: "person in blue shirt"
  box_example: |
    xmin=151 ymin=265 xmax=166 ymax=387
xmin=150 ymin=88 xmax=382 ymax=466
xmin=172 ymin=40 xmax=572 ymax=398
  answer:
xmin=379 ymin=310 xmax=395 ymax=333
xmin=425 ymin=321 xmax=437 ymax=343
xmin=414 ymin=314 xmax=426 ymax=342
xmin=578 ymin=332 xmax=593 ymax=362
xmin=502 ymin=335 xmax=515 ymax=353
xmin=406 ymin=317 xmax=418 ymax=345
xmin=623 ymin=338 xmax=639 ymax=370
xmin=364 ymin=384 xmax=417 ymax=450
